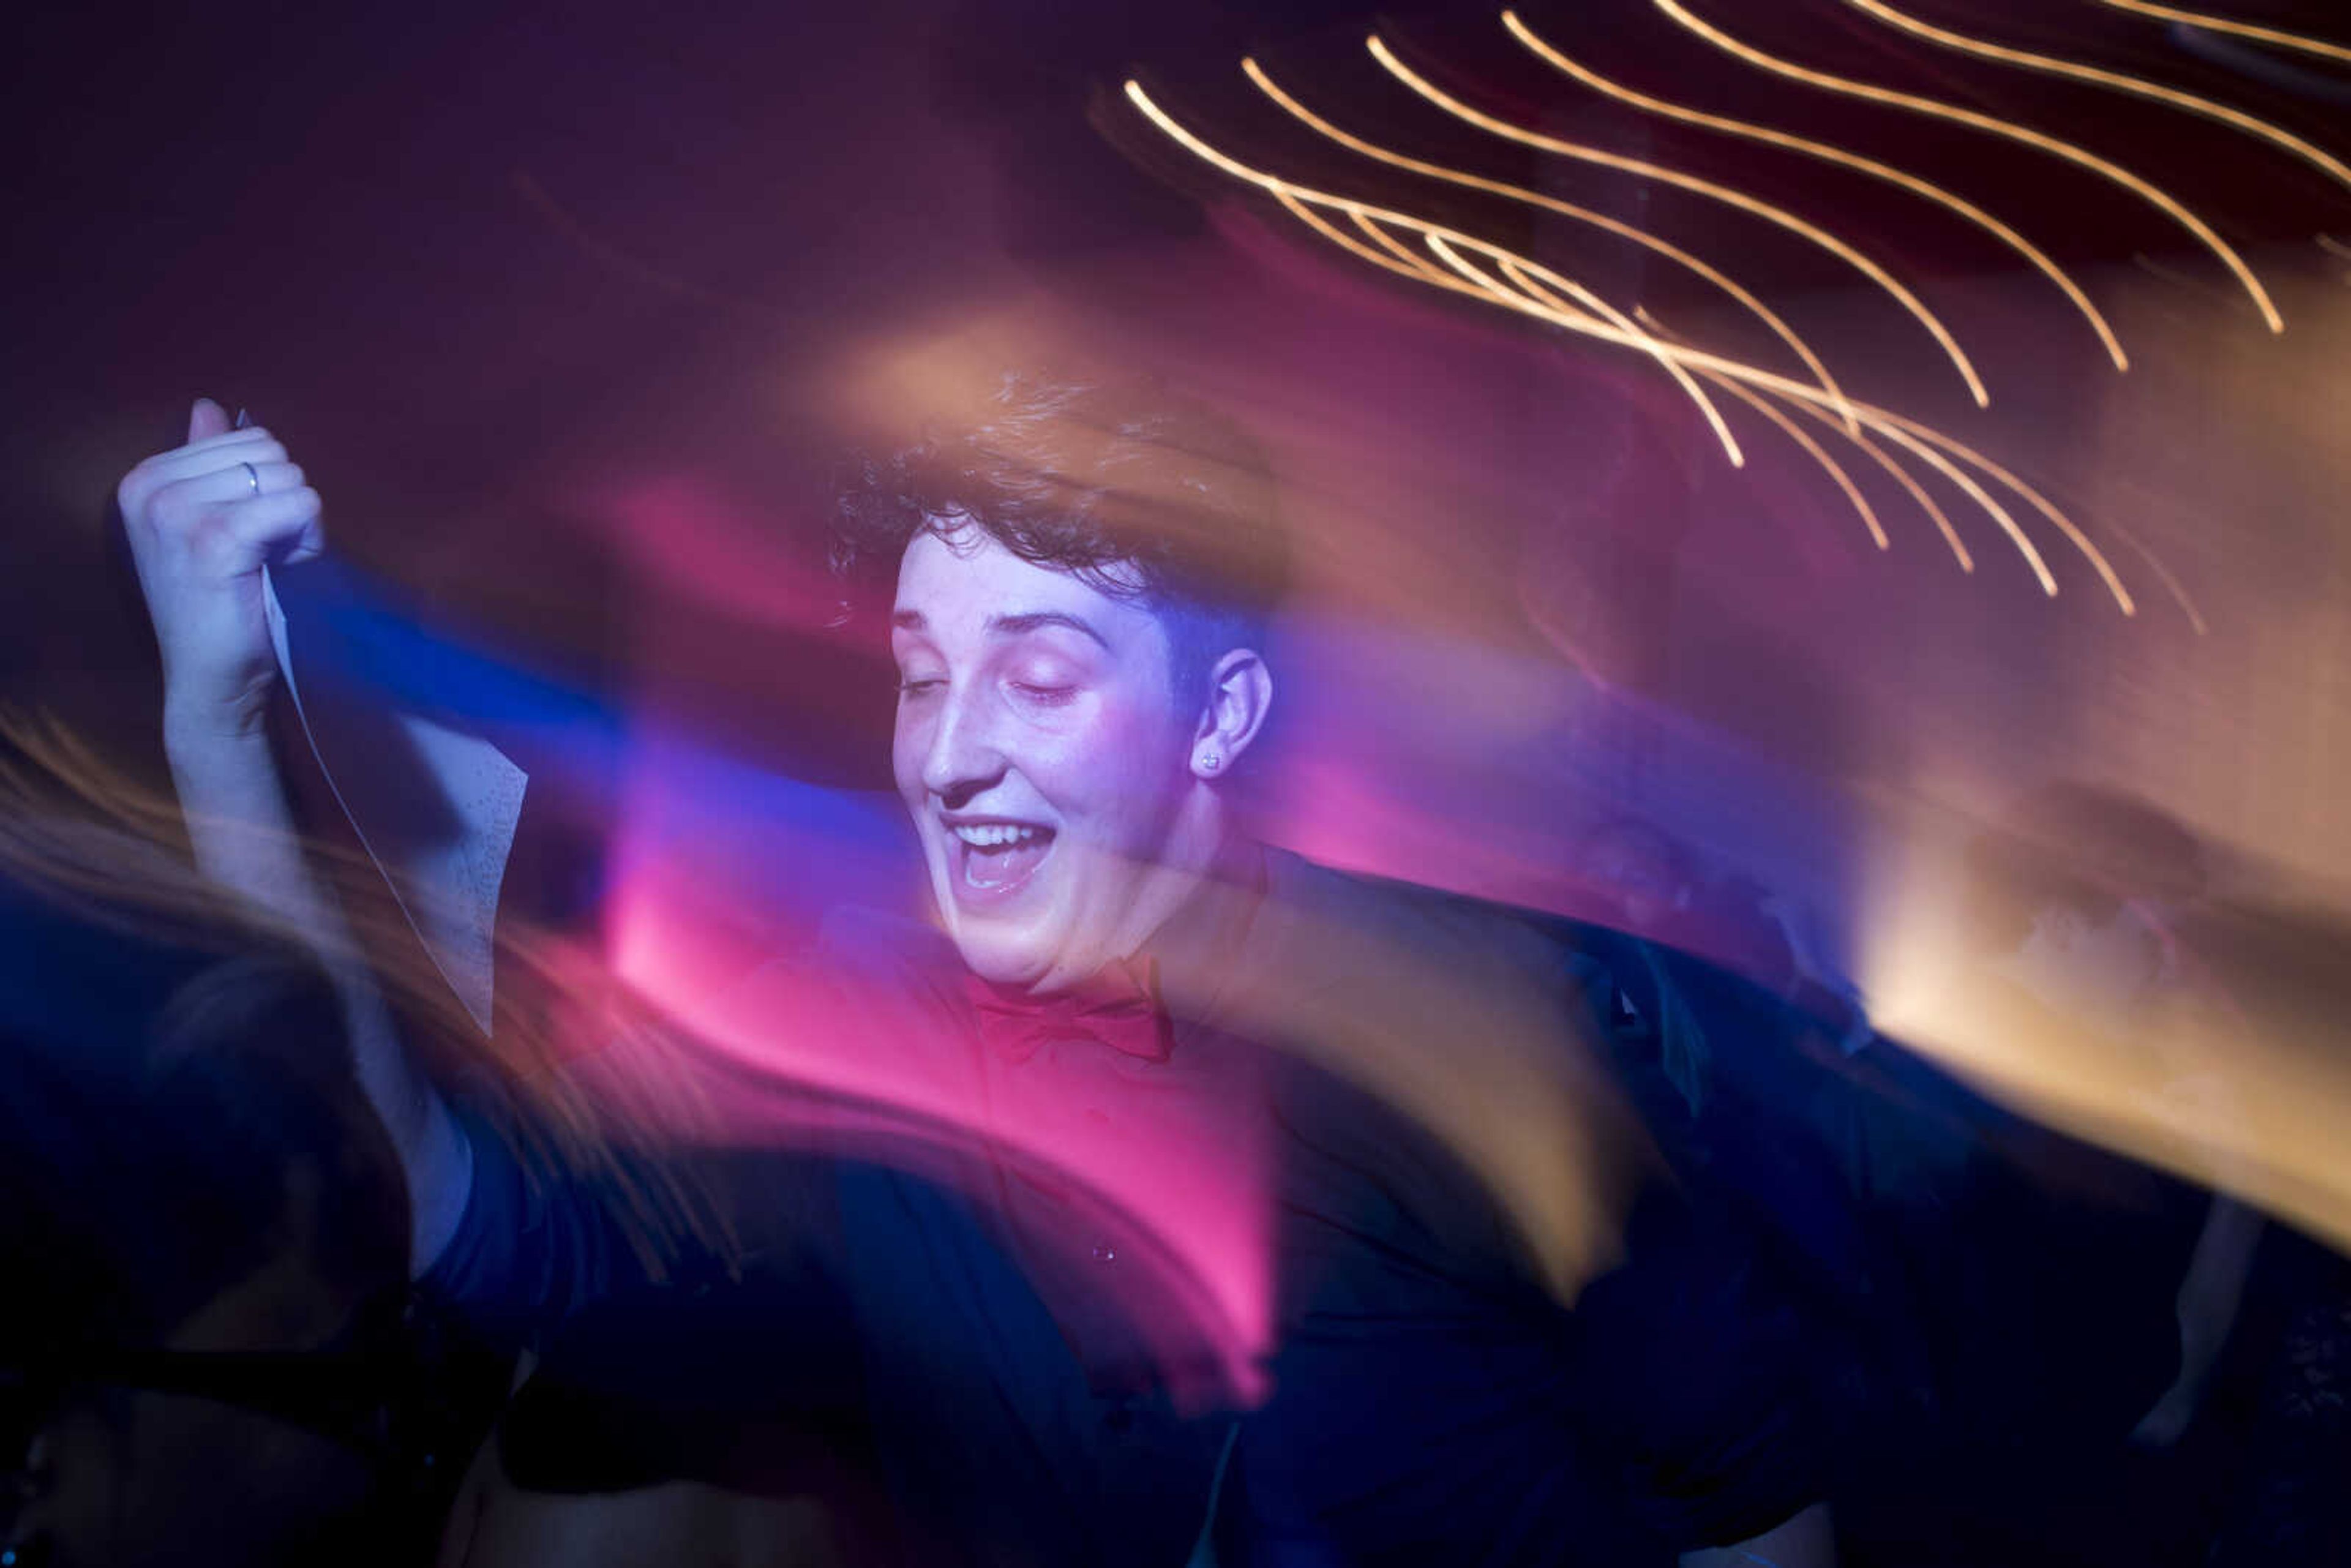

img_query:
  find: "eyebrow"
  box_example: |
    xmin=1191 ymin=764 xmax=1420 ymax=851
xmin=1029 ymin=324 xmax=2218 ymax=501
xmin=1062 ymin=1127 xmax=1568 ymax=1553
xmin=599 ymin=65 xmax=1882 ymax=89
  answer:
xmin=989 ymin=610 xmax=1109 ymax=650
xmin=889 ymin=608 xmax=1109 ymax=651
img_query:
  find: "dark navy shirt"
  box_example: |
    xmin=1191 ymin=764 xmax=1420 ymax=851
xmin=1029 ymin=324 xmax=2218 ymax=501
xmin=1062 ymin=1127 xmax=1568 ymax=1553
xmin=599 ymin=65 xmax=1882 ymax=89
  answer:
xmin=426 ymin=848 xmax=1828 ymax=1564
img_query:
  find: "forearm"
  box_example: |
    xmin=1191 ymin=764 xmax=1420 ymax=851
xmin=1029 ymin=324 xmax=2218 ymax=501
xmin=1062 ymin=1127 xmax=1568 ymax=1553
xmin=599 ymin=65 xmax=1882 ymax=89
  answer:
xmin=165 ymin=711 xmax=473 ymax=1274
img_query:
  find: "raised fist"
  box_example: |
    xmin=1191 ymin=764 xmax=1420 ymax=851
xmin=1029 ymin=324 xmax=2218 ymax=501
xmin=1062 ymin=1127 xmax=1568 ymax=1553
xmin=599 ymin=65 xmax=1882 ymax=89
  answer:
xmin=118 ymin=398 xmax=323 ymax=735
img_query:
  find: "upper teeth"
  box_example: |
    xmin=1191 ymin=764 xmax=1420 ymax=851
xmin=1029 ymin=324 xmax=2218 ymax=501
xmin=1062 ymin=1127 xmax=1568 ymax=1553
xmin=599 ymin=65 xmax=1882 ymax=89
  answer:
xmin=953 ymin=823 xmax=1045 ymax=848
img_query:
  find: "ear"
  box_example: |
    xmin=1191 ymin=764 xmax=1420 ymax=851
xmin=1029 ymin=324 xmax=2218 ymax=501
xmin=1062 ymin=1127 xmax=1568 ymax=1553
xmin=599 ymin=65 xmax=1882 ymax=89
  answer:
xmin=1190 ymin=648 xmax=1273 ymax=781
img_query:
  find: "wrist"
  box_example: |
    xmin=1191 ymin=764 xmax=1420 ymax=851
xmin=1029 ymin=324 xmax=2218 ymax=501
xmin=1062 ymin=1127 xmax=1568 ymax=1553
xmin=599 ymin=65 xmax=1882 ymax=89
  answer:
xmin=163 ymin=693 xmax=272 ymax=752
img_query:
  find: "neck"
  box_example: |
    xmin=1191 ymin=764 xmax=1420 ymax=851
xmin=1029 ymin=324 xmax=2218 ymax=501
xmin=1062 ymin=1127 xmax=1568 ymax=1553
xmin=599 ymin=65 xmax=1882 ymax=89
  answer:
xmin=1047 ymin=792 xmax=1242 ymax=993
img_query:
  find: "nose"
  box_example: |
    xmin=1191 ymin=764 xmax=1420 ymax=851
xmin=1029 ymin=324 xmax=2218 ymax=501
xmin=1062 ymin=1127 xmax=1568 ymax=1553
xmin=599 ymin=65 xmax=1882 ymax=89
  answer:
xmin=919 ymin=681 xmax=1008 ymax=808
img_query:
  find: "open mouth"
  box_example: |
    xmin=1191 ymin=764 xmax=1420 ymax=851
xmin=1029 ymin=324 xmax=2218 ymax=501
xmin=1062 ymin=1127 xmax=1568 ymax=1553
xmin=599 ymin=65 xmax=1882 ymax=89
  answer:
xmin=946 ymin=819 xmax=1057 ymax=905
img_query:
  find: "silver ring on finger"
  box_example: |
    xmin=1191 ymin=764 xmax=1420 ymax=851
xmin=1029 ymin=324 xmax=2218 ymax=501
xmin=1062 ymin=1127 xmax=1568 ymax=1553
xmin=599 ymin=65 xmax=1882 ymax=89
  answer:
xmin=240 ymin=462 xmax=261 ymax=497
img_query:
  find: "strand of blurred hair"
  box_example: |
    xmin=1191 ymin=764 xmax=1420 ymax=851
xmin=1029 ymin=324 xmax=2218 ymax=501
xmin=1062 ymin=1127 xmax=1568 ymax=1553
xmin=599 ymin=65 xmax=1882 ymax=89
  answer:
xmin=0 ymin=708 xmax=738 ymax=1283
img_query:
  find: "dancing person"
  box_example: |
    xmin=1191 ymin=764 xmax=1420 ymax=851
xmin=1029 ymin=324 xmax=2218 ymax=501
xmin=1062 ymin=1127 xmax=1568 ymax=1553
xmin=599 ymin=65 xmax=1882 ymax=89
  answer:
xmin=116 ymin=378 xmax=1836 ymax=1566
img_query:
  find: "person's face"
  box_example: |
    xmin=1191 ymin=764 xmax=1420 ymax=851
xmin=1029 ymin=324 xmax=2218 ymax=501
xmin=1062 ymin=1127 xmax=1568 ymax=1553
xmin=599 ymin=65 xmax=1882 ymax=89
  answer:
xmin=891 ymin=523 xmax=1210 ymax=992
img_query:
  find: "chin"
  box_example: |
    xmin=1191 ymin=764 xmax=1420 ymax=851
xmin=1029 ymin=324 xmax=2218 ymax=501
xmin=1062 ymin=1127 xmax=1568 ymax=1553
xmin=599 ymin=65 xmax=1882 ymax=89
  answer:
xmin=947 ymin=924 xmax=1053 ymax=988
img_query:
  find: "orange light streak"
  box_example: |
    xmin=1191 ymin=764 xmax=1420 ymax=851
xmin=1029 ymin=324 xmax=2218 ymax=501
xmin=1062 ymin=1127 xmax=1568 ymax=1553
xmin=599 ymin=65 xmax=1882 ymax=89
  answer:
xmin=1429 ymin=239 xmax=1748 ymax=467
xmin=1657 ymin=0 xmax=2284 ymax=332
xmin=1859 ymin=417 xmax=2055 ymax=591
xmin=1501 ymin=10 xmax=2129 ymax=372
xmin=2088 ymin=1 xmax=2351 ymax=73
xmin=1242 ymin=56 xmax=1858 ymax=427
xmin=1873 ymin=409 xmax=2137 ymax=613
xmin=1344 ymin=209 xmax=1450 ymax=283
xmin=2107 ymin=524 xmax=2209 ymax=636
xmin=1768 ymin=385 xmax=1976 ymax=570
xmin=1279 ymin=189 xmax=1488 ymax=291
xmin=1359 ymin=212 xmax=1746 ymax=465
xmin=1364 ymin=34 xmax=1994 ymax=407
xmin=1627 ymin=303 xmax=1993 ymax=571
xmin=1700 ymin=368 xmax=1892 ymax=549
xmin=1126 ymin=82 xmax=2126 ymax=606
xmin=1130 ymin=81 xmax=1753 ymax=463
xmin=1843 ymin=0 xmax=2351 ymax=201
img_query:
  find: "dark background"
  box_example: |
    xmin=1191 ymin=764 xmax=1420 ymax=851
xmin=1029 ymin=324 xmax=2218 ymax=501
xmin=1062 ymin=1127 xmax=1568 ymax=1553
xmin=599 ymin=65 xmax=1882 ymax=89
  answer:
xmin=8 ymin=0 xmax=2349 ymax=882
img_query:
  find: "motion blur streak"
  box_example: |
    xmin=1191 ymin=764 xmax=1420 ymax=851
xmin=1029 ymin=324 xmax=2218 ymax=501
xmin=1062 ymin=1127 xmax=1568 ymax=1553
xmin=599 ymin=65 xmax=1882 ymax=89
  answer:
xmin=1129 ymin=79 xmax=2156 ymax=609
xmin=1501 ymin=9 xmax=2132 ymax=373
xmin=1845 ymin=0 xmax=2351 ymax=198
xmin=1843 ymin=409 xmax=2058 ymax=595
xmin=1635 ymin=301 xmax=1973 ymax=568
xmin=1327 ymin=168 xmax=1733 ymax=465
xmin=1858 ymin=861 xmax=2351 ymax=1262
xmin=1766 ymin=384 xmax=1974 ymax=570
xmin=610 ymin=882 xmax=1277 ymax=1408
xmin=1696 ymin=367 xmax=1891 ymax=551
xmin=1656 ymin=0 xmax=2286 ymax=334
xmin=1874 ymin=410 xmax=2140 ymax=615
xmin=2091 ymin=0 xmax=2351 ymax=69
xmin=1441 ymin=241 xmax=1746 ymax=469
xmin=1131 ymin=81 xmax=1748 ymax=463
xmin=2107 ymin=524 xmax=2211 ymax=636
xmin=1240 ymin=55 xmax=1858 ymax=428
xmin=1363 ymin=34 xmax=1994 ymax=408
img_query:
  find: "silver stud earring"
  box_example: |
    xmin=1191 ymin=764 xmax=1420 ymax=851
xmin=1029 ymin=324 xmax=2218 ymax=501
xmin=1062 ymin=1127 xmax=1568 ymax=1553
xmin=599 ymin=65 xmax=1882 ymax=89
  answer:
xmin=1199 ymin=751 xmax=1222 ymax=773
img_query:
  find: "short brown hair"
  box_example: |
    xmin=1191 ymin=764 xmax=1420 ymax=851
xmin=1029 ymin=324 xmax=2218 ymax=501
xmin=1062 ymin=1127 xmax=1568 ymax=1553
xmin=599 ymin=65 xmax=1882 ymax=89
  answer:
xmin=831 ymin=372 xmax=1291 ymax=704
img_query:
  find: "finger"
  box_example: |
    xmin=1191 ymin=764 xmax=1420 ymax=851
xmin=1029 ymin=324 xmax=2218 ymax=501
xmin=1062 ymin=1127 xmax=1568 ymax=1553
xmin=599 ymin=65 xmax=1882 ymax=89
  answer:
xmin=174 ymin=425 xmax=281 ymax=459
xmin=122 ymin=431 xmax=284 ymax=512
xmin=144 ymin=462 xmax=308 ymax=527
xmin=138 ymin=427 xmax=282 ymax=477
xmin=188 ymin=397 xmax=233 ymax=443
xmin=126 ymin=438 xmax=291 ymax=504
xmin=211 ymin=488 xmax=327 ymax=573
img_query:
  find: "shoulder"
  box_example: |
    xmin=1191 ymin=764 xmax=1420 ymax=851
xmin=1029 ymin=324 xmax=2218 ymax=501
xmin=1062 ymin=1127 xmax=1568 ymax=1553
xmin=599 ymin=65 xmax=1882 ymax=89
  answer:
xmin=1251 ymin=852 xmax=1648 ymax=1296
xmin=1258 ymin=850 xmax=1583 ymax=1005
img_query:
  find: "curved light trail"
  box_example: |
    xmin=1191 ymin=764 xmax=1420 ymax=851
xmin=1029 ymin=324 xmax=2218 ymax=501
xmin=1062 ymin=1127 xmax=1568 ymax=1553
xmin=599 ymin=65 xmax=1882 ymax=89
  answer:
xmin=1501 ymin=9 xmax=2130 ymax=372
xmin=2088 ymin=1 xmax=2351 ymax=74
xmin=1842 ymin=0 xmax=2351 ymax=200
xmin=1242 ymin=56 xmax=1858 ymax=427
xmin=1873 ymin=408 xmax=2140 ymax=613
xmin=1698 ymin=367 xmax=1892 ymax=549
xmin=1430 ymin=236 xmax=1746 ymax=465
xmin=1764 ymin=383 xmax=1976 ymax=569
xmin=1133 ymin=80 xmax=1749 ymax=462
xmin=1125 ymin=81 xmax=2154 ymax=608
xmin=2107 ymin=523 xmax=2210 ymax=634
xmin=1656 ymin=0 xmax=2285 ymax=332
xmin=1365 ymin=34 xmax=1993 ymax=406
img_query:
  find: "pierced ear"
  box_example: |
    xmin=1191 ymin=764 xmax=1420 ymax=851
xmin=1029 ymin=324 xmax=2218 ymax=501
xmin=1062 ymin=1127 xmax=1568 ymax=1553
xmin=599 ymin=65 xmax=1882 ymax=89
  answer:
xmin=1191 ymin=648 xmax=1272 ymax=781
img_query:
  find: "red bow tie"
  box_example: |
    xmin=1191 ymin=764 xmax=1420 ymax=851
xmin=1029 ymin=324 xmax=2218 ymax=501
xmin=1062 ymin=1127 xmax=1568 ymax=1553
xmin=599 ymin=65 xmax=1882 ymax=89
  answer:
xmin=965 ymin=957 xmax=1174 ymax=1065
